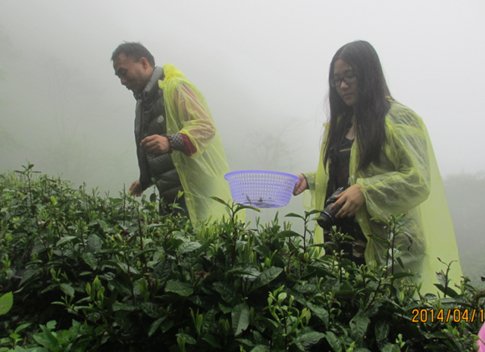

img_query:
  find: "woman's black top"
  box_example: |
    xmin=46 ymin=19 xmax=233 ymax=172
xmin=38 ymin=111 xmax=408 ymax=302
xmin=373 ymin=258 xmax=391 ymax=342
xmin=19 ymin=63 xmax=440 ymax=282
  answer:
xmin=325 ymin=136 xmax=367 ymax=265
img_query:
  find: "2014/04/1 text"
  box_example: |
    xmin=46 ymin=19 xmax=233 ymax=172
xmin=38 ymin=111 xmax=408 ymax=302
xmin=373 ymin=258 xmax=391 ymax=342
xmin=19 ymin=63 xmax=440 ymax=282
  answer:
xmin=411 ymin=309 xmax=484 ymax=323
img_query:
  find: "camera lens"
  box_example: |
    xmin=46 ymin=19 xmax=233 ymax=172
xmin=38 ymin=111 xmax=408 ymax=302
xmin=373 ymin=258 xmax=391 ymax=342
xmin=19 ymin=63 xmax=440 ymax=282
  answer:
xmin=317 ymin=211 xmax=333 ymax=229
xmin=317 ymin=187 xmax=346 ymax=230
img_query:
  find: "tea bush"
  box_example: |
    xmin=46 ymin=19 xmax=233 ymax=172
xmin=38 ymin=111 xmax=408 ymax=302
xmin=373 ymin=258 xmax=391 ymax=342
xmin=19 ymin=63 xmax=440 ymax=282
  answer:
xmin=0 ymin=164 xmax=484 ymax=351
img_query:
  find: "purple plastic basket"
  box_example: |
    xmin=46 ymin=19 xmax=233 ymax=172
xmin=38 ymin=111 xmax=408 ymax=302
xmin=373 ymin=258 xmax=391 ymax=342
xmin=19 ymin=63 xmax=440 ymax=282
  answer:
xmin=224 ymin=170 xmax=299 ymax=208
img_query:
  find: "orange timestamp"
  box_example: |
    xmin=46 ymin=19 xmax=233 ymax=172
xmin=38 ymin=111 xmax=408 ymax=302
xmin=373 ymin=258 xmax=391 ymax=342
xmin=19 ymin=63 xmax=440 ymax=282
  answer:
xmin=411 ymin=308 xmax=484 ymax=323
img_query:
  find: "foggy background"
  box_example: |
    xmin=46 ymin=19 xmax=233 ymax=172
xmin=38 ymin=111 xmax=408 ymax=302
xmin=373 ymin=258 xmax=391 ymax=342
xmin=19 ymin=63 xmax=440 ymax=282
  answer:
xmin=1 ymin=0 xmax=484 ymax=284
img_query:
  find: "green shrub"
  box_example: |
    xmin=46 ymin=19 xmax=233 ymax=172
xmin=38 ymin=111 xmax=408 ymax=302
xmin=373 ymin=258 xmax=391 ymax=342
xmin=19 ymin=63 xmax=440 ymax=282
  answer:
xmin=0 ymin=164 xmax=483 ymax=351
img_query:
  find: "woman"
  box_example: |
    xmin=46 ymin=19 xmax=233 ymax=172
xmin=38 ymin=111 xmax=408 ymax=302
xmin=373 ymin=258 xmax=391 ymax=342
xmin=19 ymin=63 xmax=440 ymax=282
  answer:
xmin=294 ymin=41 xmax=461 ymax=292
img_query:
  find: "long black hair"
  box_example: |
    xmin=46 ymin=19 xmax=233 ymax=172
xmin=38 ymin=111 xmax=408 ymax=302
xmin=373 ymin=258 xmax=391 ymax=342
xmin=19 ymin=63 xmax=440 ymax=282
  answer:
xmin=323 ymin=41 xmax=391 ymax=173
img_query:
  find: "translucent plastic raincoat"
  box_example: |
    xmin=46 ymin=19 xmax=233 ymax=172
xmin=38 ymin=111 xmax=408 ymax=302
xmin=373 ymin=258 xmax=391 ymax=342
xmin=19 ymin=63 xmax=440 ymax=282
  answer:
xmin=303 ymin=100 xmax=462 ymax=293
xmin=159 ymin=64 xmax=234 ymax=223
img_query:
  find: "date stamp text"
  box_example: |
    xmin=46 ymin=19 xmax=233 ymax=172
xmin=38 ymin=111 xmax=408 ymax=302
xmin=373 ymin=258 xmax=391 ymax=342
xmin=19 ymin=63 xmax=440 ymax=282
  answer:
xmin=412 ymin=309 xmax=484 ymax=323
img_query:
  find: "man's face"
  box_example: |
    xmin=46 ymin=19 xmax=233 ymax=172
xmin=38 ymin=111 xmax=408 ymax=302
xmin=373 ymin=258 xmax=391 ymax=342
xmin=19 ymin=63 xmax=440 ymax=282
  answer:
xmin=113 ymin=54 xmax=152 ymax=94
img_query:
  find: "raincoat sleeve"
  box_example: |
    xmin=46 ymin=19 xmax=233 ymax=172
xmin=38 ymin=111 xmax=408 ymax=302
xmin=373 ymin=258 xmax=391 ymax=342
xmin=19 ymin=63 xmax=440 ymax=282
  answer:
xmin=159 ymin=63 xmax=237 ymax=224
xmin=167 ymin=82 xmax=216 ymax=158
xmin=356 ymin=105 xmax=431 ymax=220
xmin=302 ymin=172 xmax=316 ymax=191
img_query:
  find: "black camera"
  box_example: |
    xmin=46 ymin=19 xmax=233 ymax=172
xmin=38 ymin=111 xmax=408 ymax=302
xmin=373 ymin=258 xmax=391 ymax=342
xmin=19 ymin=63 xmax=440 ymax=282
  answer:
xmin=316 ymin=187 xmax=345 ymax=230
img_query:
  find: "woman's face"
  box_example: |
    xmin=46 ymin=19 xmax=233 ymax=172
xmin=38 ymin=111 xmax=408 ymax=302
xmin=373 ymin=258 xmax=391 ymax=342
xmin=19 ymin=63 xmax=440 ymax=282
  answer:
xmin=332 ymin=59 xmax=358 ymax=108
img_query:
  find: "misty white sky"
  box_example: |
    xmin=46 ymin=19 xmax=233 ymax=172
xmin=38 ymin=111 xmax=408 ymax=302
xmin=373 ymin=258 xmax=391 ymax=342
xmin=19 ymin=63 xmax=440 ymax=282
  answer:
xmin=1 ymin=0 xmax=484 ymax=192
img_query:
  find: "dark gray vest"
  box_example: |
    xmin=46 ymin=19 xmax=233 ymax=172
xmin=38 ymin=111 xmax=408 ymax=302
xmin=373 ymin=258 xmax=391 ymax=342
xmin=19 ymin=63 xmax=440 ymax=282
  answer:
xmin=134 ymin=67 xmax=183 ymax=203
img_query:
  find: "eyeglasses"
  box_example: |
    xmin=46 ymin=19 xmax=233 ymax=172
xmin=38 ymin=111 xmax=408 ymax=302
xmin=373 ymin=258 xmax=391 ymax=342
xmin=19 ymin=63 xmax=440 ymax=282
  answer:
xmin=330 ymin=72 xmax=357 ymax=88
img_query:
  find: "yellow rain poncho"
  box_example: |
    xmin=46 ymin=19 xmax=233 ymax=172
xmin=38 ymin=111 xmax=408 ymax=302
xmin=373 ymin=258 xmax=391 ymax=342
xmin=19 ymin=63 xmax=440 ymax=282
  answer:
xmin=159 ymin=64 xmax=234 ymax=223
xmin=303 ymin=99 xmax=462 ymax=294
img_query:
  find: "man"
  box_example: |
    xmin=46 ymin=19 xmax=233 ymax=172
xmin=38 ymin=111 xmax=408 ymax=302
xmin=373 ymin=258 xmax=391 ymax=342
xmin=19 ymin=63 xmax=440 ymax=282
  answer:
xmin=111 ymin=42 xmax=233 ymax=223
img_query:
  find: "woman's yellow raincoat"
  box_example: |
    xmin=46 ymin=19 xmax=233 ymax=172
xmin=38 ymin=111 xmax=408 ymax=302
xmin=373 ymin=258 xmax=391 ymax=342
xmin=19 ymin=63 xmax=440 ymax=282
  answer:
xmin=159 ymin=64 xmax=234 ymax=223
xmin=304 ymin=100 xmax=462 ymax=294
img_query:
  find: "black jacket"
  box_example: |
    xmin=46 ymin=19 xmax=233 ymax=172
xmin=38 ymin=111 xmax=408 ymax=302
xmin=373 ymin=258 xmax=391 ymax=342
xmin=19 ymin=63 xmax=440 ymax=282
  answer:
xmin=134 ymin=67 xmax=183 ymax=203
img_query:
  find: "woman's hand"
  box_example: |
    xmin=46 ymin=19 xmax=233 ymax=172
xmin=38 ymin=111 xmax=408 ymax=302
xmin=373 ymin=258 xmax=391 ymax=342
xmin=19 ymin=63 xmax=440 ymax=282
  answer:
xmin=330 ymin=184 xmax=365 ymax=218
xmin=293 ymin=174 xmax=308 ymax=196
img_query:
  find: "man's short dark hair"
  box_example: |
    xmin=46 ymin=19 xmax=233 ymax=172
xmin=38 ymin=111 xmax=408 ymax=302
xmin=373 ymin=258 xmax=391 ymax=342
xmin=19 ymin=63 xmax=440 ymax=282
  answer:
xmin=111 ymin=42 xmax=155 ymax=67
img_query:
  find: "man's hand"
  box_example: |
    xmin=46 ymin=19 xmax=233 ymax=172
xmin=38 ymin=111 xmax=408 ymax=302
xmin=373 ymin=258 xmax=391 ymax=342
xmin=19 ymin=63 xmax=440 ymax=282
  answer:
xmin=331 ymin=184 xmax=365 ymax=218
xmin=293 ymin=174 xmax=308 ymax=196
xmin=129 ymin=180 xmax=143 ymax=196
xmin=140 ymin=135 xmax=170 ymax=155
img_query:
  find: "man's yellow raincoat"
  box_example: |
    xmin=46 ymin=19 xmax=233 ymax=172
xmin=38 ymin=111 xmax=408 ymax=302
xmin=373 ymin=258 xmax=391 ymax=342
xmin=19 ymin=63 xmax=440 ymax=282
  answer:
xmin=304 ymin=99 xmax=462 ymax=294
xmin=159 ymin=64 xmax=234 ymax=223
